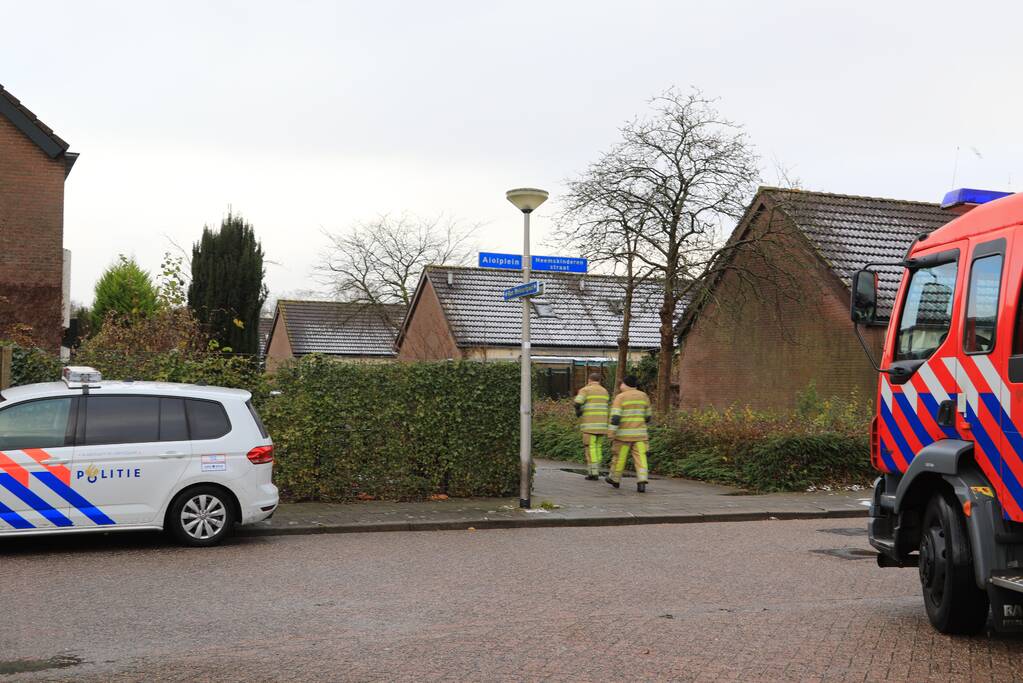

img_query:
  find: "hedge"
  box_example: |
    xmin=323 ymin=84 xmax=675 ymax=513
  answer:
xmin=532 ymin=395 xmax=874 ymax=492
xmin=1 ymin=344 xmax=63 ymax=386
xmin=260 ymin=356 xmax=520 ymax=501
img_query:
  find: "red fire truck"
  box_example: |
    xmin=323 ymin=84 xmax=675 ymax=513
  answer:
xmin=852 ymin=188 xmax=1023 ymax=634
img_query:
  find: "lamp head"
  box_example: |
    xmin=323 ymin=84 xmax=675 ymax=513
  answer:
xmin=506 ymin=187 xmax=549 ymax=213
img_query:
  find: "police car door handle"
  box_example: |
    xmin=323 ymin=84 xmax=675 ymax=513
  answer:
xmin=41 ymin=456 xmax=70 ymax=465
xmin=159 ymin=450 xmax=185 ymax=458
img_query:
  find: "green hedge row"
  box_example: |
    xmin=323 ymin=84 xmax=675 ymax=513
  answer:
xmin=2 ymin=343 xmax=520 ymax=501
xmin=533 ymin=399 xmax=872 ymax=492
xmin=1 ymin=344 xmax=63 ymax=386
xmin=260 ymin=356 xmax=520 ymax=501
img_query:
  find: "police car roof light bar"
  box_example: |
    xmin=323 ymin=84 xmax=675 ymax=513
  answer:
xmin=62 ymin=366 xmax=102 ymax=388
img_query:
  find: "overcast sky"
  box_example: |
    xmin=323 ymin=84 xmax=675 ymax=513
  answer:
xmin=4 ymin=0 xmax=1023 ymax=305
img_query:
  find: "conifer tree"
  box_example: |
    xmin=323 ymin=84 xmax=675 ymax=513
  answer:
xmin=188 ymin=212 xmax=268 ymax=354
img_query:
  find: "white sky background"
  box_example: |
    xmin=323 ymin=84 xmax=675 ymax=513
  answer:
xmin=3 ymin=0 xmax=1023 ymax=305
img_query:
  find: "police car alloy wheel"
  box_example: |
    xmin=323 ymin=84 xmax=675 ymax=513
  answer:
xmin=168 ymin=486 xmax=235 ymax=546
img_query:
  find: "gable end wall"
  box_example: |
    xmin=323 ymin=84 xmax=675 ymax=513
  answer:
xmin=0 ymin=115 xmax=66 ymax=350
xmin=398 ymin=280 xmax=461 ymax=360
xmin=677 ymin=204 xmax=886 ymax=412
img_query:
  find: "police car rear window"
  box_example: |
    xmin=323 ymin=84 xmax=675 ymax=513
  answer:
xmin=186 ymin=400 xmax=231 ymax=440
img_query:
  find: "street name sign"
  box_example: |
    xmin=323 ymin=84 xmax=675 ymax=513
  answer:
xmin=503 ymin=281 xmax=545 ymax=301
xmin=479 ymin=252 xmax=587 ymax=273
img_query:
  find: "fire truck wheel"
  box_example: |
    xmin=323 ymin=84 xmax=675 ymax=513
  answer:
xmin=918 ymin=491 xmax=990 ymax=634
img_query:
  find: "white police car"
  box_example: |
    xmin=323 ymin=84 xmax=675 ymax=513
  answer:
xmin=0 ymin=367 xmax=278 ymax=546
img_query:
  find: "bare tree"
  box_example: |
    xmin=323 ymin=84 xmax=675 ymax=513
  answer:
xmin=555 ymin=158 xmax=657 ymax=388
xmin=584 ymin=88 xmax=764 ymax=412
xmin=317 ymin=213 xmax=478 ymax=306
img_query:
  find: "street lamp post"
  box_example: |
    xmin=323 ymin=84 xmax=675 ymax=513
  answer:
xmin=506 ymin=187 xmax=549 ymax=509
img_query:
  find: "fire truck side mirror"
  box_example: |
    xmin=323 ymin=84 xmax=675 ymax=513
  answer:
xmin=851 ymin=270 xmax=878 ymax=324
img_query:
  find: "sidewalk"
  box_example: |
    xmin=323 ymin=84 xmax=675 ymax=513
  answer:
xmin=240 ymin=460 xmax=871 ymax=537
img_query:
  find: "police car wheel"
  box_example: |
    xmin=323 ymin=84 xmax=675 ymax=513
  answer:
xmin=918 ymin=491 xmax=989 ymax=634
xmin=168 ymin=486 xmax=235 ymax=547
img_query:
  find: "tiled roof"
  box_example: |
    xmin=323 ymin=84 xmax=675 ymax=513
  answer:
xmin=276 ymin=300 xmax=406 ymax=357
xmin=0 ymin=83 xmax=76 ymax=173
xmin=766 ymin=188 xmax=954 ymax=318
xmin=257 ymin=317 xmax=274 ymax=355
xmin=422 ymin=266 xmax=671 ymax=350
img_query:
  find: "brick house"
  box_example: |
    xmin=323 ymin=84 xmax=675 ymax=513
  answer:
xmin=676 ymin=188 xmax=955 ymax=412
xmin=0 ymin=84 xmax=77 ymax=351
xmin=264 ymin=300 xmax=406 ymax=371
xmin=395 ymin=266 xmax=668 ymax=395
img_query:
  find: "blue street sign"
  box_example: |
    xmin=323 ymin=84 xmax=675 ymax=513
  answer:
xmin=503 ymin=281 xmax=544 ymax=301
xmin=479 ymin=252 xmax=587 ymax=273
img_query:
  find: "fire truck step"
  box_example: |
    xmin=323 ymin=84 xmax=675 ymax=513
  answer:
xmin=990 ymin=575 xmax=1023 ymax=594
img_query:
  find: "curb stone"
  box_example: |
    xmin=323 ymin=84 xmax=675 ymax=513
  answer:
xmin=238 ymin=507 xmax=867 ymax=538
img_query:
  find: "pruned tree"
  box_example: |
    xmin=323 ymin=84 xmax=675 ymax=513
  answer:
xmin=188 ymin=212 xmax=268 ymax=355
xmin=555 ymin=159 xmax=657 ymax=389
xmin=569 ymin=88 xmax=787 ymax=412
xmin=317 ymin=213 xmax=477 ymax=307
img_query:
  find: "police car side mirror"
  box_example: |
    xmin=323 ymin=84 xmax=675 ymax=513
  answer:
xmin=850 ymin=270 xmax=878 ymax=325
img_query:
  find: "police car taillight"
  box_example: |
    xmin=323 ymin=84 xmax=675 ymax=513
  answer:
xmin=62 ymin=365 xmax=102 ymax=387
xmin=247 ymin=445 xmax=274 ymax=465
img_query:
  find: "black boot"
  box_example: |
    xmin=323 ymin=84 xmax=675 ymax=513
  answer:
xmin=605 ymin=476 xmax=620 ymax=489
xmin=637 ymin=482 xmax=646 ymax=493
xmin=584 ymin=474 xmax=599 ymax=481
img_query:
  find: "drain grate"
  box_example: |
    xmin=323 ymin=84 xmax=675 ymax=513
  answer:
xmin=818 ymin=527 xmax=867 ymax=537
xmin=811 ymin=548 xmax=876 ymax=561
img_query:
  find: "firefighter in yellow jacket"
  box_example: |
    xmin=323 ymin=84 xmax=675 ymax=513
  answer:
xmin=573 ymin=373 xmax=609 ymax=480
xmin=606 ymin=375 xmax=652 ymax=493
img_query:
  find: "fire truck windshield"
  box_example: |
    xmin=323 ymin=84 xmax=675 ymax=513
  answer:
xmin=895 ymin=260 xmax=958 ymax=361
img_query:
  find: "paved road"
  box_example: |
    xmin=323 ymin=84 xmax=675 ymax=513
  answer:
xmin=1 ymin=520 xmax=1020 ymax=682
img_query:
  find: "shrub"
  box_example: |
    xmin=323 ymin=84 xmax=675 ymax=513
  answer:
xmin=531 ymin=387 xmax=873 ymax=492
xmin=0 ymin=343 xmax=63 ymax=385
xmin=532 ymin=399 xmax=583 ymax=462
xmin=741 ymin=433 xmax=872 ymax=492
xmin=261 ymin=357 xmax=520 ymax=501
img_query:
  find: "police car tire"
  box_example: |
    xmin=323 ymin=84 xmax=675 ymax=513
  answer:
xmin=167 ymin=486 xmax=235 ymax=547
xmin=919 ymin=492 xmax=989 ymax=635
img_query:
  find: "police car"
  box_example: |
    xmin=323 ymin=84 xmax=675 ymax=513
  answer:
xmin=0 ymin=367 xmax=278 ymax=546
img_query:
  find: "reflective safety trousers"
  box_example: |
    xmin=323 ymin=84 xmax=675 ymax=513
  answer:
xmin=574 ymin=382 xmax=609 ymax=434
xmin=582 ymin=433 xmax=604 ymax=477
xmin=609 ymin=440 xmax=649 ymax=484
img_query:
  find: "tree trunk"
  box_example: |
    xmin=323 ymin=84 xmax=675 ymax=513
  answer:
xmin=656 ymin=286 xmax=676 ymax=413
xmin=615 ymin=278 xmax=634 ymax=389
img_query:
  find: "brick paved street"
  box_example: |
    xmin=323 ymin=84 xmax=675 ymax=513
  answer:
xmin=1 ymin=519 xmax=1020 ymax=682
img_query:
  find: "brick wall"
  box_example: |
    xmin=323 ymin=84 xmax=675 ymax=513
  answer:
xmin=397 ymin=280 xmax=462 ymax=360
xmin=677 ymin=203 xmax=885 ymax=412
xmin=264 ymin=313 xmax=294 ymax=372
xmin=0 ymin=115 xmax=66 ymax=351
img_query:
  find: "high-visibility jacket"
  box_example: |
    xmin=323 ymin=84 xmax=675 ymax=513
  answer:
xmin=609 ymin=388 xmax=652 ymax=442
xmin=573 ymin=381 xmax=609 ymax=434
